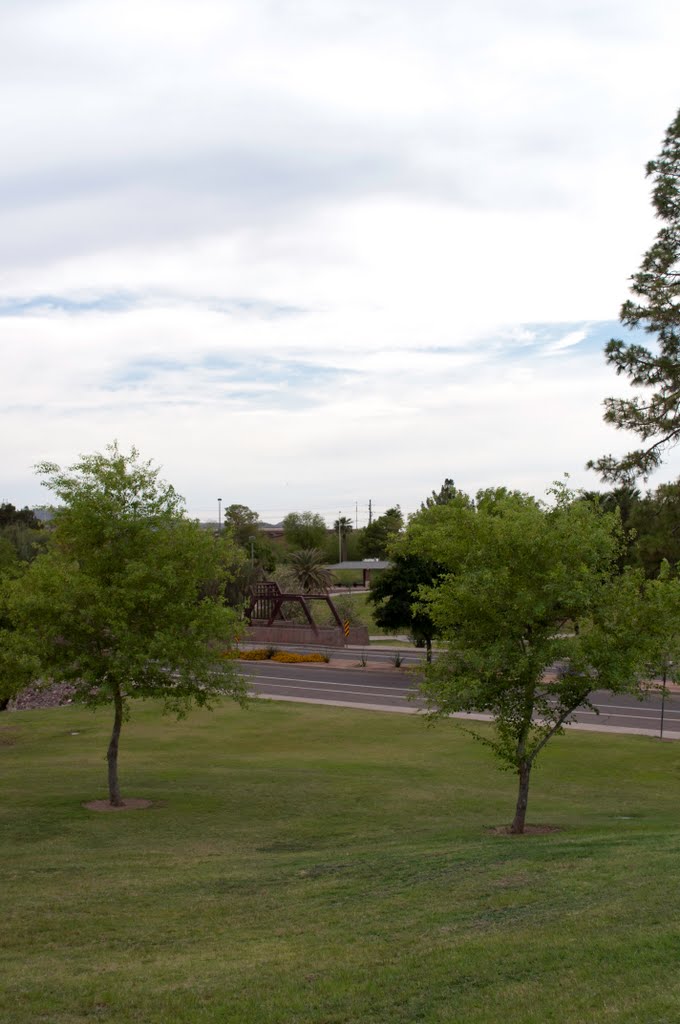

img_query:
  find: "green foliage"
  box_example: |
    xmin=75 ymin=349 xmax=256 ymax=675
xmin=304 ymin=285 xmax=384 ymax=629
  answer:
xmin=358 ymin=506 xmax=403 ymax=558
xmin=0 ymin=522 xmax=46 ymax=563
xmin=4 ymin=443 xmax=247 ymax=799
xmin=282 ymin=511 xmax=328 ymax=550
xmin=582 ymin=479 xmax=680 ymax=577
xmin=0 ymin=503 xmax=42 ymax=530
xmin=0 ymin=503 xmax=46 ymax=565
xmin=217 ymin=534 xmax=263 ymax=611
xmin=408 ymin=482 xmax=651 ymax=832
xmin=221 ymin=504 xmax=276 ymax=570
xmin=420 ymin=477 xmax=468 ymax=509
xmin=223 ymin=503 xmax=259 ymax=545
xmin=0 ymin=536 xmax=18 ymax=573
xmin=286 ymin=548 xmax=335 ymax=593
xmin=629 ymin=481 xmax=680 ymax=577
xmin=637 ymin=561 xmax=680 ymax=684
xmin=0 ymin=562 xmax=39 ymax=710
xmin=368 ymin=552 xmax=442 ymax=655
xmin=590 ymin=108 xmax=680 ymax=481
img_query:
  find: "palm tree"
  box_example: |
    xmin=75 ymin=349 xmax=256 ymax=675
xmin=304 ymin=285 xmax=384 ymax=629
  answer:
xmin=287 ymin=548 xmax=335 ymax=594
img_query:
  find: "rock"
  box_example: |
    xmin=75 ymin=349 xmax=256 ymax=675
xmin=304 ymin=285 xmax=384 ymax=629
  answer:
xmin=7 ymin=682 xmax=76 ymax=711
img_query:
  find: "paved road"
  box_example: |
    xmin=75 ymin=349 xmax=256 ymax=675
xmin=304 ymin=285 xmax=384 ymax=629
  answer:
xmin=241 ymin=661 xmax=680 ymax=738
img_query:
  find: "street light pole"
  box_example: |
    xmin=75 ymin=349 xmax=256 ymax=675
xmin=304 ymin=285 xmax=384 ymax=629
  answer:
xmin=338 ymin=511 xmax=342 ymax=562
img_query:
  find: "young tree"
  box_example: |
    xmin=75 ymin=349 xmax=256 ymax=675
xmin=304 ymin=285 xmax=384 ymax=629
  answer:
xmin=589 ymin=108 xmax=680 ymax=482
xmin=5 ymin=444 xmax=247 ymax=806
xmin=408 ymin=485 xmax=650 ymax=834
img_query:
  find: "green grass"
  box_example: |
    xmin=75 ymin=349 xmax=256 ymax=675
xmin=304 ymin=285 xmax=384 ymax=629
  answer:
xmin=331 ymin=569 xmax=364 ymax=586
xmin=3 ymin=699 xmax=680 ymax=1023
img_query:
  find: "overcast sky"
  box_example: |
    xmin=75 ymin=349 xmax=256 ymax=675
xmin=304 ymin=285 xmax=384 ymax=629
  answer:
xmin=2 ymin=1 xmax=680 ymax=524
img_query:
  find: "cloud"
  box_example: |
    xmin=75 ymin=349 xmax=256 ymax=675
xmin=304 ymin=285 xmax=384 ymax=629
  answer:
xmin=3 ymin=1 xmax=680 ymax=517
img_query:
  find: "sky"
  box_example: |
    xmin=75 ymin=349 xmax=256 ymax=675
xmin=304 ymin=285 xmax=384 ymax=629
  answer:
xmin=2 ymin=0 xmax=680 ymax=525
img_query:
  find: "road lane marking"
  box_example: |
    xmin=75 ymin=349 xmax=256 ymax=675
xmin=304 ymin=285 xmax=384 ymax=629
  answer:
xmin=573 ymin=710 xmax=679 ymax=722
xmin=248 ymin=672 xmax=411 ymax=690
xmin=251 ymin=679 xmax=416 ymax=701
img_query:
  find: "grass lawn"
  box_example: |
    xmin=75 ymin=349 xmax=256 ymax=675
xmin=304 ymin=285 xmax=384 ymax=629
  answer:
xmin=318 ymin=590 xmax=393 ymax=636
xmin=3 ymin=698 xmax=680 ymax=1023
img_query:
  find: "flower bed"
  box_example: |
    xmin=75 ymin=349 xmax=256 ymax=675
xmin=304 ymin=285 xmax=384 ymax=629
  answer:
xmin=221 ymin=648 xmax=329 ymax=664
xmin=270 ymin=651 xmax=328 ymax=664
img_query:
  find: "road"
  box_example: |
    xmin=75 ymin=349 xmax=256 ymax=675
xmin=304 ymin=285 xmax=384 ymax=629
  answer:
xmin=241 ymin=661 xmax=680 ymax=739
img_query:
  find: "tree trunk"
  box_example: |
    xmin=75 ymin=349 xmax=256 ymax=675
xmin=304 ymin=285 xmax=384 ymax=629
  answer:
xmin=510 ymin=760 xmax=531 ymax=834
xmin=426 ymin=638 xmax=432 ymax=664
xmin=107 ymin=684 xmax=124 ymax=807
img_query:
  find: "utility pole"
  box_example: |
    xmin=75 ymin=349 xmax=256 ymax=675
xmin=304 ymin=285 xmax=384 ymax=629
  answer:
xmin=368 ymin=499 xmax=372 ymax=525
xmin=217 ymin=497 xmax=222 ymax=533
xmin=338 ymin=511 xmax=342 ymax=562
xmin=355 ymin=500 xmax=358 ymax=530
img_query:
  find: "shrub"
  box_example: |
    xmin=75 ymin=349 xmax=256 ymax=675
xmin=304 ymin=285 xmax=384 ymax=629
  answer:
xmin=233 ymin=649 xmax=273 ymax=661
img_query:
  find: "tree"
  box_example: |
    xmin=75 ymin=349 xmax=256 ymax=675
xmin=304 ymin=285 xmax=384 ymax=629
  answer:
xmin=634 ymin=481 xmax=680 ymax=576
xmin=420 ymin=478 xmax=467 ymax=510
xmin=223 ymin=503 xmax=260 ymax=546
xmin=0 ymin=563 xmax=38 ymax=711
xmin=583 ymin=480 xmax=680 ymax=578
xmin=223 ymin=503 xmax=275 ymax=573
xmin=5 ymin=444 xmax=247 ymax=806
xmin=589 ymin=108 xmax=680 ymax=482
xmin=368 ymin=552 xmax=442 ymax=660
xmin=359 ymin=507 xmax=404 ymax=559
xmin=282 ymin=511 xmax=328 ymax=550
xmin=0 ymin=503 xmax=42 ymax=530
xmin=0 ymin=502 xmax=46 ymax=564
xmin=638 ymin=562 xmax=680 ymax=738
xmin=408 ymin=484 xmax=650 ymax=834
xmin=286 ymin=548 xmax=335 ymax=593
xmin=579 ymin=485 xmax=642 ymax=570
